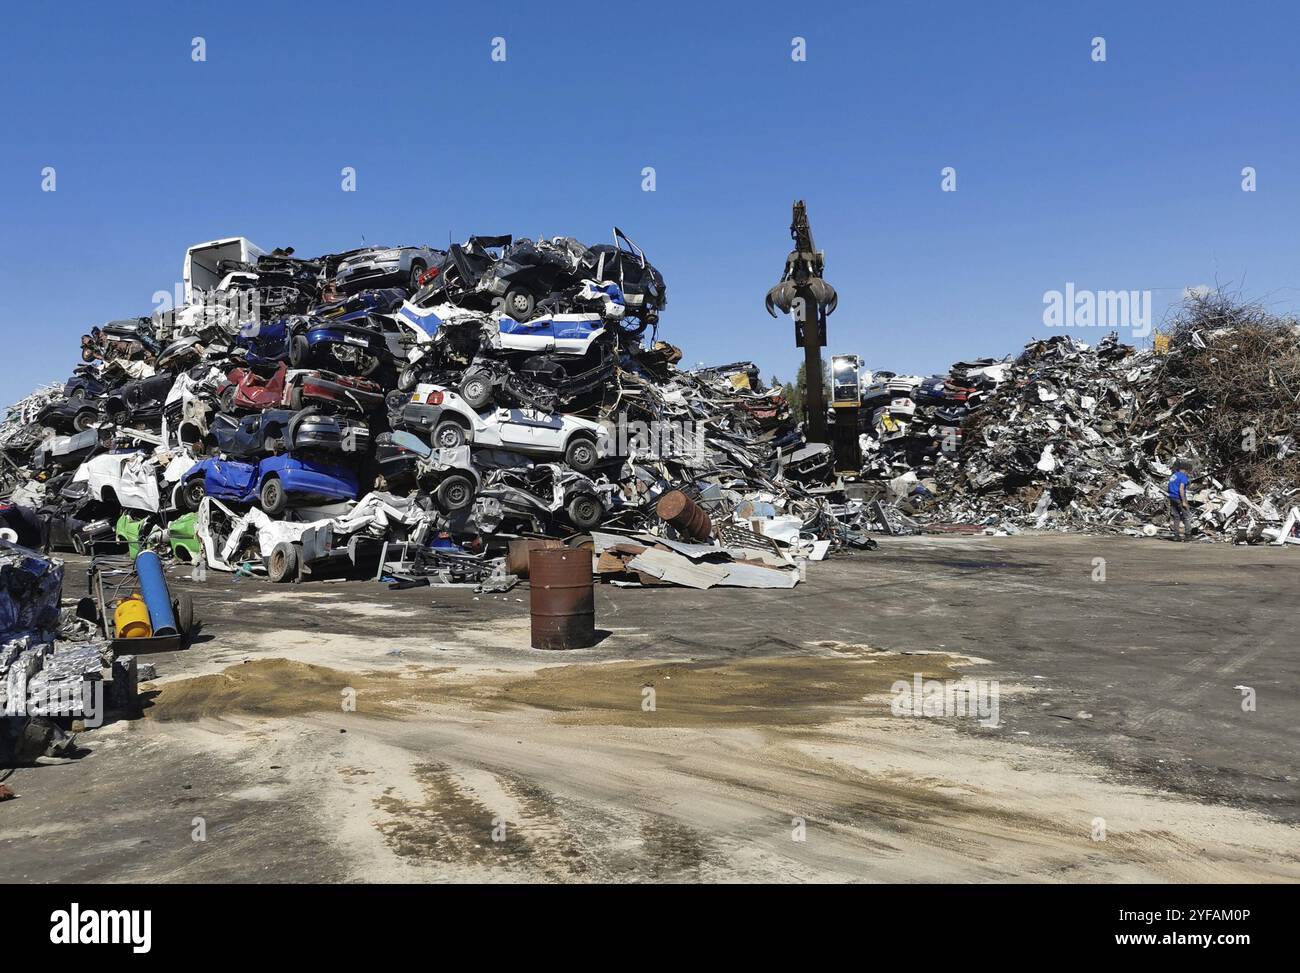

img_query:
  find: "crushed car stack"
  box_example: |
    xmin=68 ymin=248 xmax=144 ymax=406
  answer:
xmin=1 ymin=230 xmax=869 ymax=594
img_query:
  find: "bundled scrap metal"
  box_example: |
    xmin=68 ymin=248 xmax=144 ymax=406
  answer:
xmin=1 ymin=543 xmax=112 ymax=766
xmin=858 ymin=293 xmax=1300 ymax=543
xmin=1 ymin=230 xmax=871 ymax=594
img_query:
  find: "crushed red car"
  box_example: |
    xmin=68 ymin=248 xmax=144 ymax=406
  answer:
xmin=218 ymin=363 xmax=288 ymax=413
xmin=286 ymin=369 xmax=383 ymax=413
xmin=217 ymin=362 xmax=382 ymax=415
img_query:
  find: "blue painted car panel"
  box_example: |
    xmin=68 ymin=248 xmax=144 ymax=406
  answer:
xmin=271 ymin=455 xmax=359 ymax=501
xmin=235 ymin=316 xmax=295 ymax=366
xmin=496 ymin=313 xmax=603 ymax=343
xmin=398 ymin=304 xmax=446 ymax=336
xmin=316 ymin=288 xmax=405 ymax=324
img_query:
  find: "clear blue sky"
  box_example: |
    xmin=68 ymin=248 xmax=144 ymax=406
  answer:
xmin=3 ymin=0 xmax=1298 ymax=403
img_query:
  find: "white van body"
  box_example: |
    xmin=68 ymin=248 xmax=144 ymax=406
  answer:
xmin=183 ymin=237 xmax=267 ymax=303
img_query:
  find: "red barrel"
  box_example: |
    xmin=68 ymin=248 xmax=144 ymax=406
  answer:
xmin=656 ymin=489 xmax=713 ymax=541
xmin=529 ymin=548 xmax=596 ymax=650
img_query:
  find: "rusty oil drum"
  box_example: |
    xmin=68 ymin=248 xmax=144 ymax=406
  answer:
xmin=507 ymin=537 xmax=564 ymax=578
xmin=655 ymin=489 xmax=712 ymax=541
xmin=529 ymin=548 xmax=596 ymax=650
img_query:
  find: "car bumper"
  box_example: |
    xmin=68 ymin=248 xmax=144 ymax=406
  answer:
xmin=294 ymin=427 xmax=370 ymax=454
xmin=299 ymin=374 xmax=383 ymax=410
xmin=338 ymin=264 xmax=404 ymax=289
xmin=396 ymin=402 xmax=445 ymax=432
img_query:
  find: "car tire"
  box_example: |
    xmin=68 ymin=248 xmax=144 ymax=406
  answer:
xmin=408 ymin=261 xmax=426 ymax=292
xmin=289 ymin=334 xmax=310 ymax=368
xmin=265 ymin=542 xmax=299 ymax=583
xmin=566 ymin=493 xmax=604 ymax=530
xmin=385 ymin=389 xmax=409 ymax=414
xmin=73 ymin=410 xmax=97 ymax=432
xmin=460 ymin=370 xmax=494 ymax=410
xmin=260 ymin=476 xmax=287 ymax=516
xmin=503 ymin=287 xmax=536 ymax=321
xmin=397 ymin=364 xmax=421 ymax=393
xmin=616 ymin=317 xmax=649 ymax=339
xmin=431 ymin=420 xmax=467 ymax=450
xmin=287 ymin=384 xmax=305 ymax=411
xmin=173 ymin=593 xmax=195 ymax=636
xmin=435 ymin=474 xmax=476 ymax=512
xmin=564 ymin=436 xmax=598 ymax=473
xmin=180 ymin=478 xmax=206 ymax=512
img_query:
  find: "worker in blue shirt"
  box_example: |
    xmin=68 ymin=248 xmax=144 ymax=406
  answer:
xmin=1167 ymin=459 xmax=1194 ymax=541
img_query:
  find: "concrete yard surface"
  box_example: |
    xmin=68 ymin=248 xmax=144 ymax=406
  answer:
xmin=1 ymin=533 xmax=1296 ymax=883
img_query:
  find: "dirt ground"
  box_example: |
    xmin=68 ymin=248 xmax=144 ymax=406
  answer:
xmin=2 ymin=532 xmax=1297 ymax=883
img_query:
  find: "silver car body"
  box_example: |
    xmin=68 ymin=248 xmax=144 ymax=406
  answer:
xmin=336 ymin=246 xmax=440 ymax=291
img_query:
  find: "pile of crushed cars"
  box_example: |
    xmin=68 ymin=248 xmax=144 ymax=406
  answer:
xmin=857 ymin=293 xmax=1300 ymax=544
xmin=1 ymin=230 xmax=876 ymax=594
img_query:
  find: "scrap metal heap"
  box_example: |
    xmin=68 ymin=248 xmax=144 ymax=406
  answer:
xmin=1 ymin=230 xmax=874 ymax=596
xmin=1 ymin=544 xmax=110 ymax=765
xmin=859 ymin=293 xmax=1300 ymax=543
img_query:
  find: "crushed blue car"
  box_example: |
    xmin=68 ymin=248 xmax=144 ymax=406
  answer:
xmin=395 ymin=303 xmax=609 ymax=356
xmin=233 ymin=315 xmax=307 ymax=367
xmin=178 ymin=454 xmax=358 ymax=516
xmin=290 ymin=319 xmax=394 ymax=376
xmin=314 ymin=287 xmax=406 ymax=323
xmin=235 ymin=313 xmax=398 ymax=377
xmin=494 ymin=311 xmax=606 ymax=355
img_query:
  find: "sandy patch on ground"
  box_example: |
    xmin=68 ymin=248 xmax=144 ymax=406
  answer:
xmin=140 ymin=652 xmax=1300 ymax=882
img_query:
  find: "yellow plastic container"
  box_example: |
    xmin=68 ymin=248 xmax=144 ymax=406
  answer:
xmin=114 ymin=594 xmax=153 ymax=639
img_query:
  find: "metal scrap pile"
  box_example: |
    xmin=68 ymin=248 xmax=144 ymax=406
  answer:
xmin=856 ymin=359 xmax=1010 ymax=485
xmin=1 ymin=543 xmax=110 ymax=766
xmin=933 ymin=333 xmax=1163 ymax=532
xmin=862 ymin=294 xmax=1300 ymax=542
xmin=1 ymin=230 xmax=869 ymax=592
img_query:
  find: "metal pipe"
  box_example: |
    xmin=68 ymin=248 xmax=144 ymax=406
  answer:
xmin=135 ymin=550 xmax=178 ymax=637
